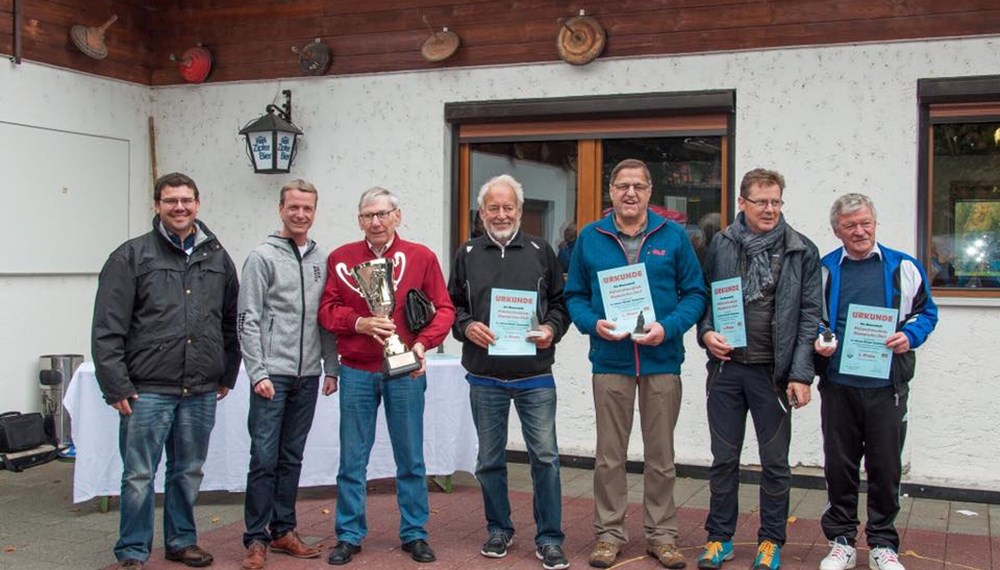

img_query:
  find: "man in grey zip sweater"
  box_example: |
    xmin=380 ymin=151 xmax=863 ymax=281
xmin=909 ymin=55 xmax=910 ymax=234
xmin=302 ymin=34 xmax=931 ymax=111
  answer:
xmin=238 ymin=179 xmax=339 ymax=570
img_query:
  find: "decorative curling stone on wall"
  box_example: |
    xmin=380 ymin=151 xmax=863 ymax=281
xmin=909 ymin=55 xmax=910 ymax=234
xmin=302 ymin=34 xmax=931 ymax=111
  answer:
xmin=292 ymin=39 xmax=333 ymax=76
xmin=69 ymin=14 xmax=118 ymax=60
xmin=169 ymin=45 xmax=214 ymax=84
xmin=556 ymin=9 xmax=606 ymax=66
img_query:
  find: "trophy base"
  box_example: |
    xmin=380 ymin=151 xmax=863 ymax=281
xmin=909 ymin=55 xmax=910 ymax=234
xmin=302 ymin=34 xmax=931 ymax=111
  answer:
xmin=818 ymin=336 xmax=837 ymax=349
xmin=630 ymin=332 xmax=648 ymax=341
xmin=384 ymin=350 xmax=421 ymax=378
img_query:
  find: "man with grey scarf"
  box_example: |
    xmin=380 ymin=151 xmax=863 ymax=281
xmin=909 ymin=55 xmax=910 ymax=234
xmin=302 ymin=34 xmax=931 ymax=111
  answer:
xmin=695 ymin=168 xmax=821 ymax=570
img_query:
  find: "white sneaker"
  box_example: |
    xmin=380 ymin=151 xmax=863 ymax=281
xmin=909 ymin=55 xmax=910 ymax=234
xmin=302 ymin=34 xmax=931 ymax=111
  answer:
xmin=868 ymin=547 xmax=905 ymax=570
xmin=819 ymin=538 xmax=856 ymax=570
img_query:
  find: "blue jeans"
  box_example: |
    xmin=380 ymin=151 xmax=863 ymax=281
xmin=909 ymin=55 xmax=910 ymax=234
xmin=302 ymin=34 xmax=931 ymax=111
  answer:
xmin=243 ymin=375 xmax=319 ymax=547
xmin=115 ymin=392 xmax=217 ymax=562
xmin=705 ymin=361 xmax=791 ymax=546
xmin=470 ymin=385 xmax=564 ymax=546
xmin=335 ymin=365 xmax=428 ymax=545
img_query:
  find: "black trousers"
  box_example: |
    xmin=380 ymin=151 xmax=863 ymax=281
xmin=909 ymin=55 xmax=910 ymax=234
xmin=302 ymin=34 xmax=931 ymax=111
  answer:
xmin=819 ymin=381 xmax=907 ymax=549
xmin=705 ymin=361 xmax=792 ymax=546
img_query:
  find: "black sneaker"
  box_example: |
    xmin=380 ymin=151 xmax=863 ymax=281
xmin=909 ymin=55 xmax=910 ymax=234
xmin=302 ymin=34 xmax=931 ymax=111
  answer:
xmin=481 ymin=531 xmax=513 ymax=558
xmin=536 ymin=544 xmax=570 ymax=570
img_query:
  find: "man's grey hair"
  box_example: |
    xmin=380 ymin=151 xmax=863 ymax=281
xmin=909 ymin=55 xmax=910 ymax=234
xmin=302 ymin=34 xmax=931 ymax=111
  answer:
xmin=477 ymin=174 xmax=525 ymax=210
xmin=358 ymin=186 xmax=400 ymax=211
xmin=829 ymin=193 xmax=877 ymax=230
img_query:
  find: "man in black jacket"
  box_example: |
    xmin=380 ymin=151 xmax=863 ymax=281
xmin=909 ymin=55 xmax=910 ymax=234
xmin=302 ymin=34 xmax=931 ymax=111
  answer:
xmin=448 ymin=174 xmax=570 ymax=570
xmin=92 ymin=172 xmax=240 ymax=570
xmin=696 ymin=168 xmax=821 ymax=570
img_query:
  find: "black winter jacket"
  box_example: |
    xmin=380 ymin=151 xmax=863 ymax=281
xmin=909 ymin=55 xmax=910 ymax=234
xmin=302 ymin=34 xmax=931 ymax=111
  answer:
xmin=91 ymin=218 xmax=241 ymax=404
xmin=448 ymin=231 xmax=569 ymax=380
xmin=697 ymin=219 xmax=822 ymax=389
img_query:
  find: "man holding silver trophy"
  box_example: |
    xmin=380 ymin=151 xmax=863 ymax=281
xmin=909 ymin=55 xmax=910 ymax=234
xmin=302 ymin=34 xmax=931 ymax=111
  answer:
xmin=318 ymin=187 xmax=455 ymax=566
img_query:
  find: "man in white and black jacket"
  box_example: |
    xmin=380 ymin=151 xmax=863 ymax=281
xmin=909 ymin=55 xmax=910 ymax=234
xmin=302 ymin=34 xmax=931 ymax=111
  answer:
xmin=814 ymin=193 xmax=938 ymax=570
xmin=448 ymin=174 xmax=571 ymax=570
xmin=237 ymin=179 xmax=339 ymax=570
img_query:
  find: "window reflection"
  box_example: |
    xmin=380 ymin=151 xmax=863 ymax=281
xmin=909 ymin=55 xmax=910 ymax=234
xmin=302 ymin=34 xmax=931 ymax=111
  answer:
xmin=468 ymin=142 xmax=578 ymax=249
xmin=603 ymin=137 xmax=723 ymax=264
xmin=930 ymin=122 xmax=1000 ymax=289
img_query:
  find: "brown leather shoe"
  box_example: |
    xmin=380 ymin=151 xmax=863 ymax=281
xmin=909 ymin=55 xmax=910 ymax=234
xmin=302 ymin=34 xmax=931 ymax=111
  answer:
xmin=589 ymin=541 xmax=620 ymax=568
xmin=242 ymin=541 xmax=267 ymax=570
xmin=165 ymin=544 xmax=213 ymax=567
xmin=119 ymin=560 xmax=144 ymax=569
xmin=271 ymin=531 xmax=320 ymax=559
xmin=648 ymin=542 xmax=687 ymax=569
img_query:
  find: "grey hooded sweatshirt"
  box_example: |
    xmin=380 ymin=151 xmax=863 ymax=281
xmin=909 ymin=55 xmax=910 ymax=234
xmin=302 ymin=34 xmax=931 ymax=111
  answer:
xmin=238 ymin=233 xmax=339 ymax=385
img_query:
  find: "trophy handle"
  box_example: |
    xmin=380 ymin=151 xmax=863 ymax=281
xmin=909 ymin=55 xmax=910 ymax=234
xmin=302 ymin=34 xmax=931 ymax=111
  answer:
xmin=335 ymin=262 xmax=363 ymax=296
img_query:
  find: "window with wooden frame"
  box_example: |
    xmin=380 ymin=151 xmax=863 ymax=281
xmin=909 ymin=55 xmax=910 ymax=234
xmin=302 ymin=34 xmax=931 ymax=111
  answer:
xmin=444 ymin=92 xmax=735 ymax=268
xmin=918 ymin=76 xmax=1000 ymax=297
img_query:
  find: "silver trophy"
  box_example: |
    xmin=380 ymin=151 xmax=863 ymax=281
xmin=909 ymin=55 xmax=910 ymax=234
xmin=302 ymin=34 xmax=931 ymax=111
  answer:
xmin=526 ymin=313 xmax=545 ymax=339
xmin=351 ymin=258 xmax=421 ymax=377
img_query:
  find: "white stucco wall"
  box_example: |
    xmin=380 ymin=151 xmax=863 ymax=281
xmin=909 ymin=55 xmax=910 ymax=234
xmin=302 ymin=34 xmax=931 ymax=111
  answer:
xmin=4 ymin=36 xmax=998 ymax=491
xmin=0 ymin=62 xmax=152 ymax=415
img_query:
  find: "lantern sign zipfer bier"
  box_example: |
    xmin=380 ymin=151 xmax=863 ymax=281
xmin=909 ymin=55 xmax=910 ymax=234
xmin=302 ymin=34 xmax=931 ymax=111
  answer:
xmin=239 ymin=90 xmax=303 ymax=174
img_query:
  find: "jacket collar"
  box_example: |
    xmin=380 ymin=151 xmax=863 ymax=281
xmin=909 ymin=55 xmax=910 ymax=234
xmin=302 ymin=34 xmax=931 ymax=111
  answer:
xmin=595 ymin=208 xmax=667 ymax=235
xmin=480 ymin=229 xmax=525 ymax=249
xmin=266 ymin=232 xmax=315 ymax=257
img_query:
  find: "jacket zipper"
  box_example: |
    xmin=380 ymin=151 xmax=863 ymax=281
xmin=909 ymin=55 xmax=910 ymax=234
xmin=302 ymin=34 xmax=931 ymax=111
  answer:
xmin=294 ymin=240 xmax=306 ymax=378
xmin=596 ymin=222 xmax=662 ymax=377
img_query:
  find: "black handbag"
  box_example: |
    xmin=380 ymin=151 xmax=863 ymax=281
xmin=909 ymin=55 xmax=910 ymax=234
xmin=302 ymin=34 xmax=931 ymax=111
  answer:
xmin=0 ymin=411 xmax=49 ymax=453
xmin=404 ymin=288 xmax=436 ymax=333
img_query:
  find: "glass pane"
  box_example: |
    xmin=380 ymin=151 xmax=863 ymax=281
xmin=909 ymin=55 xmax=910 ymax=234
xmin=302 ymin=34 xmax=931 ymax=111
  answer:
xmin=468 ymin=142 xmax=578 ymax=265
xmin=602 ymin=137 xmax=724 ymax=264
xmin=930 ymin=122 xmax=1000 ymax=289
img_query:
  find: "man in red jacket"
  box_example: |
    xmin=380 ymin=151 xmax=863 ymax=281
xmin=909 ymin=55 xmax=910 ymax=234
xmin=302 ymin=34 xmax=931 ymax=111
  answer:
xmin=318 ymin=186 xmax=455 ymax=566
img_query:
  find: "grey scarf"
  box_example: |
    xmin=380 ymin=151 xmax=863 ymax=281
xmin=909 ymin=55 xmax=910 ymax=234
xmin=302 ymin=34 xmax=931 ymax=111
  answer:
xmin=732 ymin=212 xmax=786 ymax=303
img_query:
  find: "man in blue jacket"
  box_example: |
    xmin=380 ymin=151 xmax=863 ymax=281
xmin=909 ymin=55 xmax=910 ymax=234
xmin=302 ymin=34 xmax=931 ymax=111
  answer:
xmin=814 ymin=194 xmax=937 ymax=570
xmin=565 ymin=158 xmax=707 ymax=569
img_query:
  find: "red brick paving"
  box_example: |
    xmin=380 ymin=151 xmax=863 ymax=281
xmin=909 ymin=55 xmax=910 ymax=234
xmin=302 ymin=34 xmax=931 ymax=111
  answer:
xmin=107 ymin=480 xmax=993 ymax=570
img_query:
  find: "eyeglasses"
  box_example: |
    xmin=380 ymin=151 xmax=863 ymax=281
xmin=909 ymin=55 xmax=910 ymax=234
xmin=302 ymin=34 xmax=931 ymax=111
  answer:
xmin=358 ymin=208 xmax=397 ymax=224
xmin=159 ymin=197 xmax=197 ymax=207
xmin=743 ymin=196 xmax=784 ymax=209
xmin=839 ymin=220 xmax=875 ymax=232
xmin=612 ymin=182 xmax=651 ymax=193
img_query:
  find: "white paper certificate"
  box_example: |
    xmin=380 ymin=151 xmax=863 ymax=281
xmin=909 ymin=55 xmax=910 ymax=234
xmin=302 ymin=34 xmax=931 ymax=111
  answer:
xmin=840 ymin=303 xmax=898 ymax=379
xmin=487 ymin=288 xmax=538 ymax=356
xmin=710 ymin=277 xmax=747 ymax=348
xmin=597 ymin=263 xmax=656 ymax=335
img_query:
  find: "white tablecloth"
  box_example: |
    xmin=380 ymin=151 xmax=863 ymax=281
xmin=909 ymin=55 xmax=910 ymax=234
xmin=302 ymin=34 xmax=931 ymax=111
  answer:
xmin=64 ymin=355 xmax=478 ymax=503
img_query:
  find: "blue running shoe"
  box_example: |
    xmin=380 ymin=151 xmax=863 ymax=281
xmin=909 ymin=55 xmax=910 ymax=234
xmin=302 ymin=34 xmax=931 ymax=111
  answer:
xmin=752 ymin=540 xmax=781 ymax=570
xmin=697 ymin=540 xmax=734 ymax=569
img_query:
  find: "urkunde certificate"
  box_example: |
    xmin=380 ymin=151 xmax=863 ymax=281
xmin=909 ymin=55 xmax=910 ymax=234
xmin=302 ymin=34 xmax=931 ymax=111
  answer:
xmin=710 ymin=277 xmax=747 ymax=348
xmin=840 ymin=303 xmax=898 ymax=379
xmin=597 ymin=263 xmax=656 ymax=335
xmin=488 ymin=288 xmax=538 ymax=356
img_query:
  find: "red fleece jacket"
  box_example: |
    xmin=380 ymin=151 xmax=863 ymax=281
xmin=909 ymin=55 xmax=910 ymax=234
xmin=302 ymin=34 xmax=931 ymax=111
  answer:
xmin=318 ymin=236 xmax=455 ymax=372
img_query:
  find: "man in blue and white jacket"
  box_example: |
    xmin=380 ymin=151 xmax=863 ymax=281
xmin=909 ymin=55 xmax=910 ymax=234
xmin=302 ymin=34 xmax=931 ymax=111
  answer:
xmin=814 ymin=193 xmax=938 ymax=570
xmin=565 ymin=158 xmax=707 ymax=570
xmin=237 ymin=179 xmax=339 ymax=570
